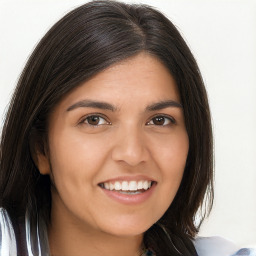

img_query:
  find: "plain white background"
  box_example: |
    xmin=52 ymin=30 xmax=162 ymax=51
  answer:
xmin=0 ymin=0 xmax=256 ymax=247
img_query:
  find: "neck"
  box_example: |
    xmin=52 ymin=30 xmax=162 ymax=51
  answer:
xmin=48 ymin=207 xmax=144 ymax=256
xmin=48 ymin=225 xmax=143 ymax=256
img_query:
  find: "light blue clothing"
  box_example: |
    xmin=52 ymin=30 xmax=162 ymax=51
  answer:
xmin=195 ymin=236 xmax=256 ymax=256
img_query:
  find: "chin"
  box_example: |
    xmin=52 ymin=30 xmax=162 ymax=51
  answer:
xmin=104 ymin=227 xmax=147 ymax=237
xmin=98 ymin=217 xmax=155 ymax=237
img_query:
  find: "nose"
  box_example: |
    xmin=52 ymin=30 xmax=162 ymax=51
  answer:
xmin=111 ymin=126 xmax=149 ymax=167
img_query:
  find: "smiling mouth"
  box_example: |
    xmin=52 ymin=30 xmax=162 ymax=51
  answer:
xmin=98 ymin=180 xmax=155 ymax=194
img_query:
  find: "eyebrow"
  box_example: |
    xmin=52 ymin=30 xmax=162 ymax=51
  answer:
xmin=66 ymin=99 xmax=182 ymax=112
xmin=66 ymin=100 xmax=117 ymax=112
xmin=146 ymin=100 xmax=183 ymax=111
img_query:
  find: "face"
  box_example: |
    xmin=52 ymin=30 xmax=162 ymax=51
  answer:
xmin=37 ymin=53 xmax=189 ymax=237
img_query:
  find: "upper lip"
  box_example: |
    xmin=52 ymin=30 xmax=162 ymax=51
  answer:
xmin=98 ymin=175 xmax=156 ymax=184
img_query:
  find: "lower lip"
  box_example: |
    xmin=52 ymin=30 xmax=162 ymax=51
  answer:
xmin=100 ymin=183 xmax=156 ymax=205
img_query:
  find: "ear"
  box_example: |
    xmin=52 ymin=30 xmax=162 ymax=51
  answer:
xmin=30 ymin=140 xmax=51 ymax=175
xmin=36 ymin=150 xmax=51 ymax=175
xmin=29 ymin=130 xmax=51 ymax=175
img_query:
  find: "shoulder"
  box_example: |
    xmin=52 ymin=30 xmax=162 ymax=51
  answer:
xmin=194 ymin=236 xmax=239 ymax=256
xmin=194 ymin=236 xmax=256 ymax=256
xmin=0 ymin=208 xmax=17 ymax=255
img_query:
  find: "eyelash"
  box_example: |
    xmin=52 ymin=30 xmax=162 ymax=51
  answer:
xmin=79 ymin=114 xmax=176 ymax=128
xmin=79 ymin=114 xmax=111 ymax=127
xmin=146 ymin=114 xmax=176 ymax=126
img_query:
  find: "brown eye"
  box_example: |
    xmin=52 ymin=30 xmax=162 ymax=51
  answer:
xmin=152 ymin=116 xmax=165 ymax=125
xmin=147 ymin=115 xmax=175 ymax=126
xmin=83 ymin=115 xmax=109 ymax=126
xmin=87 ymin=116 xmax=100 ymax=125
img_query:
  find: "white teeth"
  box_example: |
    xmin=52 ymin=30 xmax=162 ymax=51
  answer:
xmin=121 ymin=181 xmax=129 ymax=190
xmin=143 ymin=181 xmax=149 ymax=190
xmin=104 ymin=182 xmax=110 ymax=190
xmin=129 ymin=181 xmax=137 ymax=191
xmin=138 ymin=181 xmax=143 ymax=190
xmin=114 ymin=181 xmax=121 ymax=190
xmin=109 ymin=183 xmax=115 ymax=190
xmin=101 ymin=180 xmax=153 ymax=192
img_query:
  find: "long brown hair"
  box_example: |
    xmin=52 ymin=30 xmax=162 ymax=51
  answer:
xmin=0 ymin=1 xmax=213 ymax=255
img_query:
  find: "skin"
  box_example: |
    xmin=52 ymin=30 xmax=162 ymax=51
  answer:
xmin=37 ymin=53 xmax=189 ymax=256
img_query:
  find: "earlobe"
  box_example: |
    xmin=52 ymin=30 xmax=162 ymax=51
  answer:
xmin=36 ymin=151 xmax=51 ymax=175
xmin=29 ymin=135 xmax=51 ymax=175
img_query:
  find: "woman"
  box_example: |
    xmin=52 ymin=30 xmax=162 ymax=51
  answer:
xmin=0 ymin=1 xmax=254 ymax=255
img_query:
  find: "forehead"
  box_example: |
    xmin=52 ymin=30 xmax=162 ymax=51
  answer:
xmin=56 ymin=53 xmax=180 ymax=111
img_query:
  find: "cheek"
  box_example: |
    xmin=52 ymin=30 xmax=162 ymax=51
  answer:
xmin=150 ymin=130 xmax=189 ymax=171
xmin=48 ymin=129 xmax=109 ymax=191
xmin=149 ymin=131 xmax=189 ymax=204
